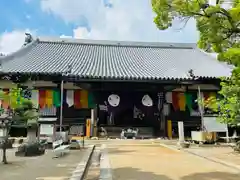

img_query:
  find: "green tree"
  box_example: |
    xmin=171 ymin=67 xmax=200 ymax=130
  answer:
xmin=0 ymin=87 xmax=38 ymax=164
xmin=152 ymin=0 xmax=240 ymax=125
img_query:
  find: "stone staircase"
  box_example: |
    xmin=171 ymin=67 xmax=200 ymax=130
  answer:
xmin=101 ymin=126 xmax=154 ymax=139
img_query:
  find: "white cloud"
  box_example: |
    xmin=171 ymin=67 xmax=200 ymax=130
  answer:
xmin=60 ymin=28 xmax=90 ymax=39
xmin=73 ymin=27 xmax=90 ymax=39
xmin=0 ymin=29 xmax=34 ymax=54
xmin=60 ymin=34 xmax=72 ymax=38
xmin=40 ymin=0 xmax=198 ymax=42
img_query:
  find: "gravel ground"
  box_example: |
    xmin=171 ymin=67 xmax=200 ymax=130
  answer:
xmin=0 ymin=148 xmax=87 ymax=180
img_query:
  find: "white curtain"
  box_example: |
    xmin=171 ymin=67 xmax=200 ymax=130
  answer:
xmin=66 ymin=90 xmax=74 ymax=107
xmin=165 ymin=92 xmax=172 ymax=103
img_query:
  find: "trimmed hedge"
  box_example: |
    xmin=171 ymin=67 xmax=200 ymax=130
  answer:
xmin=15 ymin=142 xmax=45 ymax=157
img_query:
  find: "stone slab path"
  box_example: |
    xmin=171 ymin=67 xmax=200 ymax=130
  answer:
xmin=107 ymin=142 xmax=240 ymax=180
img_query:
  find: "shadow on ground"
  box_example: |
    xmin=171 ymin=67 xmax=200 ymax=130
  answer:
xmin=112 ymin=167 xmax=173 ymax=180
xmin=112 ymin=167 xmax=240 ymax=180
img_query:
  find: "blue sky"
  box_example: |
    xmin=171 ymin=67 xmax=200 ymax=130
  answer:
xmin=0 ymin=0 xmax=198 ymax=54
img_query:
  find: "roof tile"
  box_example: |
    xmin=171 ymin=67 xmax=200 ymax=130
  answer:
xmin=0 ymin=37 xmax=232 ymax=80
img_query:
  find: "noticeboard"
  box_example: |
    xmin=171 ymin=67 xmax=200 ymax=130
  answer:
xmin=40 ymin=124 xmax=54 ymax=135
xmin=203 ymin=116 xmax=227 ymax=132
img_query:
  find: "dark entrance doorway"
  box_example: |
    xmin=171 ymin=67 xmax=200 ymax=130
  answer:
xmin=97 ymin=91 xmax=162 ymax=138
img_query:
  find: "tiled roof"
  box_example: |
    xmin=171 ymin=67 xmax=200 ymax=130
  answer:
xmin=0 ymin=37 xmax=232 ymax=81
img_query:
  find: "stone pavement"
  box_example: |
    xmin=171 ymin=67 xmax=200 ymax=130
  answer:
xmin=106 ymin=141 xmax=240 ymax=180
xmin=0 ymin=148 xmax=86 ymax=180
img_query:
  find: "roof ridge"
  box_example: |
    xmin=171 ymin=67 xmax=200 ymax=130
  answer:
xmin=0 ymin=39 xmax=38 ymax=66
xmin=38 ymin=36 xmax=196 ymax=49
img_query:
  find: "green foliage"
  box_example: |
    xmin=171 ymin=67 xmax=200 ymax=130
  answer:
xmin=206 ymin=69 xmax=240 ymax=125
xmin=14 ymin=100 xmax=38 ymax=126
xmin=0 ymin=87 xmax=38 ymax=127
xmin=152 ymin=0 xmax=240 ymax=52
xmin=0 ymin=86 xmax=39 ymax=164
xmin=152 ymin=0 xmax=240 ymax=125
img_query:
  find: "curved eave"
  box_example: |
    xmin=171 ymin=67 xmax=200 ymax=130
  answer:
xmin=0 ymin=71 xmax=223 ymax=82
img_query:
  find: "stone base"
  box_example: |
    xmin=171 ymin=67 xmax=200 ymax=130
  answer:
xmin=15 ymin=143 xmax=46 ymax=157
xmin=178 ymin=142 xmax=190 ymax=148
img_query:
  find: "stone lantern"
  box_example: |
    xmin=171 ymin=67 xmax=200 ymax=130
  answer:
xmin=0 ymin=113 xmax=11 ymax=142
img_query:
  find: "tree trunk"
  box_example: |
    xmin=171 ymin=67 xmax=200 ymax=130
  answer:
xmin=27 ymin=128 xmax=37 ymax=143
xmin=2 ymin=139 xmax=8 ymax=164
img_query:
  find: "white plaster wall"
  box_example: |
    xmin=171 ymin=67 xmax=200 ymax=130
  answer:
xmin=0 ymin=80 xmax=81 ymax=89
xmin=0 ymin=80 xmax=17 ymax=88
xmin=188 ymin=84 xmax=219 ymax=90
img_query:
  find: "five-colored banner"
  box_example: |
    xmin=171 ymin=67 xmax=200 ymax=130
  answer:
xmin=165 ymin=91 xmax=217 ymax=112
xmin=1 ymin=89 xmax=95 ymax=109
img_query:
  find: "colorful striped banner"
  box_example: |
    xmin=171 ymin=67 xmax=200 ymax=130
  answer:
xmin=74 ymin=90 xmax=81 ymax=108
xmin=1 ymin=88 xmax=95 ymax=109
xmin=80 ymin=90 xmax=88 ymax=108
xmin=178 ymin=93 xmax=186 ymax=111
xmin=72 ymin=90 xmax=96 ymax=109
xmin=170 ymin=91 xmax=217 ymax=112
xmin=172 ymin=92 xmax=179 ymax=110
xmin=0 ymin=88 xmax=61 ymax=109
xmin=53 ymin=90 xmax=61 ymax=107
xmin=39 ymin=90 xmax=46 ymax=108
xmin=45 ymin=90 xmax=53 ymax=107
xmin=185 ymin=93 xmax=192 ymax=112
xmin=88 ymin=92 xmax=95 ymax=108
xmin=38 ymin=89 xmax=61 ymax=108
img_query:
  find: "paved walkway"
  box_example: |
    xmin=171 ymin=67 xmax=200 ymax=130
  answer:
xmin=185 ymin=146 xmax=240 ymax=166
xmin=0 ymin=148 xmax=86 ymax=180
xmin=107 ymin=142 xmax=240 ymax=180
xmin=160 ymin=140 xmax=240 ymax=168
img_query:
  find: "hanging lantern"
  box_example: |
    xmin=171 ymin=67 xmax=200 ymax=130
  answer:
xmin=108 ymin=94 xmax=120 ymax=107
xmin=142 ymin=94 xmax=153 ymax=107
